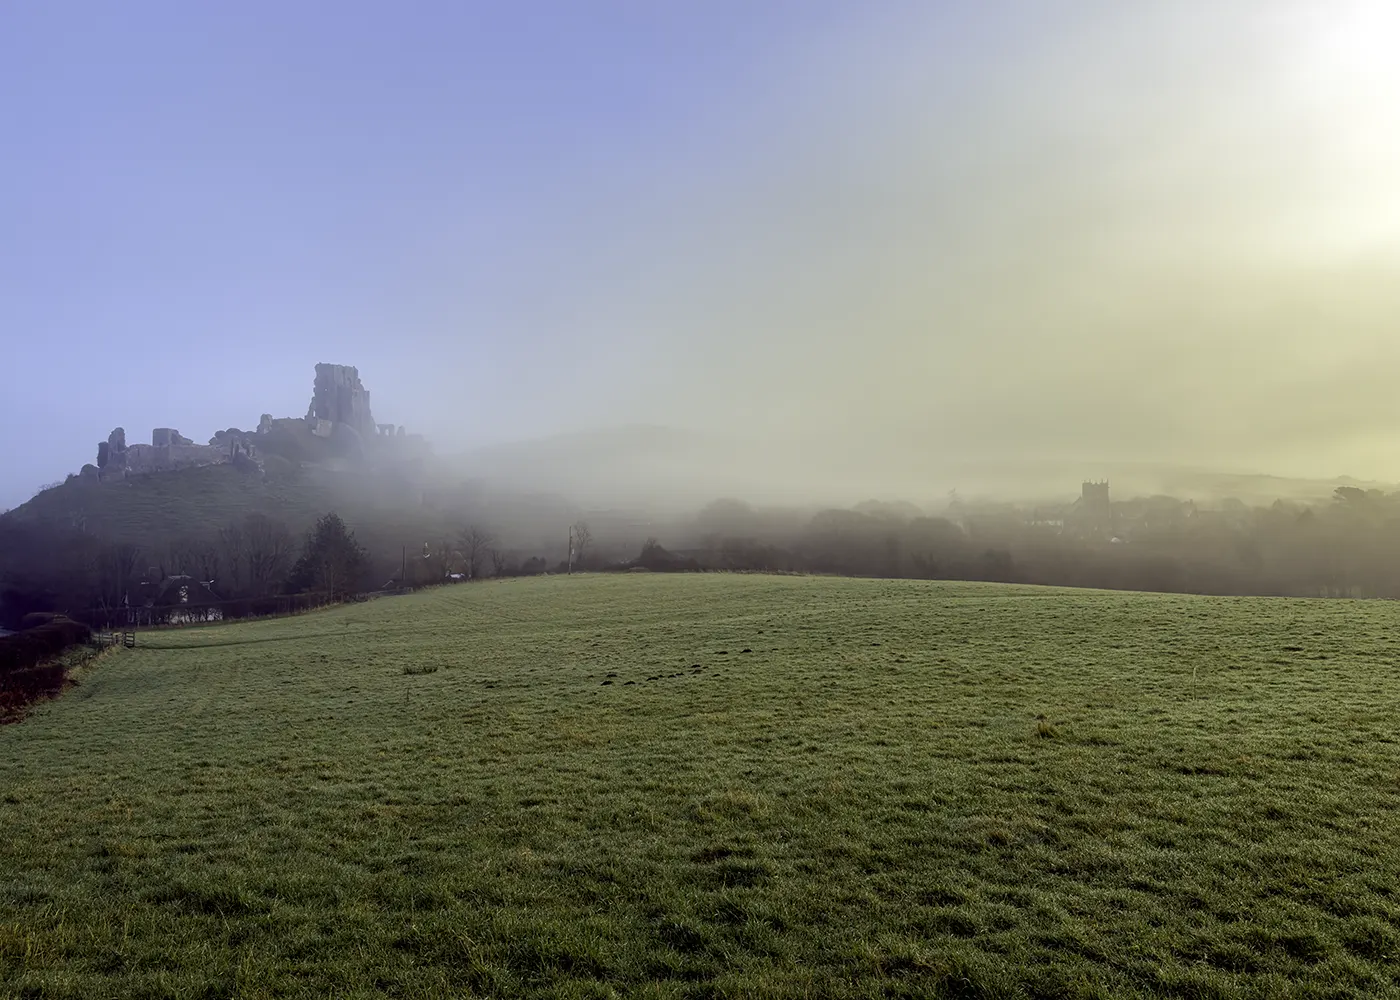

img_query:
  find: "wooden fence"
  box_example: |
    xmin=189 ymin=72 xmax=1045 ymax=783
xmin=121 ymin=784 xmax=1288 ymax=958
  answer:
xmin=92 ymin=631 xmax=136 ymax=649
xmin=74 ymin=591 xmax=349 ymax=631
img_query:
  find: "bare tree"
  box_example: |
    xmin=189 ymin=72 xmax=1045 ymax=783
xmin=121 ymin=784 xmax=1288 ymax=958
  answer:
xmin=95 ymin=543 xmax=143 ymax=609
xmin=422 ymin=541 xmax=453 ymax=582
xmin=190 ymin=539 xmax=222 ymax=584
xmin=217 ymin=520 xmax=248 ymax=596
xmin=243 ymin=514 xmax=295 ymax=597
xmin=218 ymin=514 xmax=295 ymax=598
xmin=164 ymin=537 xmax=221 ymax=585
xmin=161 ymin=537 xmax=196 ymax=579
xmin=458 ymin=525 xmax=494 ymax=580
xmin=490 ymin=547 xmax=509 ymax=578
xmin=571 ymin=520 xmax=593 ymax=568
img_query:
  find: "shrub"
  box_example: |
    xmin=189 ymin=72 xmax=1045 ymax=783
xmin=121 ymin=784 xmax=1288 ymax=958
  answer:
xmin=633 ymin=539 xmax=700 ymax=573
xmin=0 ymin=618 xmax=93 ymax=676
xmin=0 ymin=618 xmax=91 ymax=718
xmin=19 ymin=612 xmax=63 ymax=630
xmin=0 ymin=663 xmax=67 ymax=699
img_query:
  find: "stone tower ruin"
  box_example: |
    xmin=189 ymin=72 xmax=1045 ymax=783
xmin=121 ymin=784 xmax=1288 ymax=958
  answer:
xmin=306 ymin=364 xmax=377 ymax=439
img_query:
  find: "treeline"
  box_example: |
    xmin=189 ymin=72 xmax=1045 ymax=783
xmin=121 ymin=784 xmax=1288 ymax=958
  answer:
xmin=9 ymin=487 xmax=1400 ymax=625
xmin=0 ymin=510 xmax=586 ymax=628
xmin=0 ymin=512 xmax=374 ymax=627
xmin=671 ymin=490 xmax=1400 ymax=597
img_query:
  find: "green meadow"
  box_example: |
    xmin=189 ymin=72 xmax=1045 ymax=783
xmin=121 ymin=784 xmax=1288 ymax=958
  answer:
xmin=3 ymin=574 xmax=1400 ymax=999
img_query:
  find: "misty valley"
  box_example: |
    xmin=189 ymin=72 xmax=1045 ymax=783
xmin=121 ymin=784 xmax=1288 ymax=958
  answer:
xmin=9 ymin=1 xmax=1400 ymax=996
xmin=3 ymin=365 xmax=1399 ymax=629
xmin=5 ymin=363 xmax=1400 ymax=997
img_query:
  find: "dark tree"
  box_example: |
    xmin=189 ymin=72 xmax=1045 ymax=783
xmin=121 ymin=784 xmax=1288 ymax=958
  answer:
xmin=289 ymin=513 xmax=367 ymax=598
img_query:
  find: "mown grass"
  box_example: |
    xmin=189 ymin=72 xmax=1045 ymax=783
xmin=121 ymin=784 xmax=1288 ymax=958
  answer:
xmin=3 ymin=574 xmax=1400 ymax=998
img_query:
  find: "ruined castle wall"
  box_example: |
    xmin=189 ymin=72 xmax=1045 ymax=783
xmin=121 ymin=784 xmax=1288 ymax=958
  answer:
xmin=114 ymin=441 xmax=228 ymax=475
xmin=167 ymin=442 xmax=225 ymax=467
xmin=152 ymin=427 xmax=193 ymax=447
xmin=86 ymin=364 xmax=414 ymax=483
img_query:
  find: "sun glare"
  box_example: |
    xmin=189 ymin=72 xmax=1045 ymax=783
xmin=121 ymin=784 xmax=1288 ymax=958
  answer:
xmin=1296 ymin=0 xmax=1400 ymax=121
xmin=1273 ymin=1 xmax=1400 ymax=254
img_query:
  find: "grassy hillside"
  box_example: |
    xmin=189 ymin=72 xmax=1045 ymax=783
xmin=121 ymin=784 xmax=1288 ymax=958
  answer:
xmin=0 ymin=466 xmax=587 ymax=593
xmin=3 ymin=575 xmax=1400 ymax=998
xmin=3 ymin=464 xmax=427 ymax=541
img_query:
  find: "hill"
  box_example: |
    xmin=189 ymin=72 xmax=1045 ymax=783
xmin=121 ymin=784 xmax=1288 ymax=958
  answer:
xmin=0 ymin=459 xmax=587 ymax=597
xmin=3 ymin=574 xmax=1399 ymax=997
xmin=5 ymin=463 xmax=379 ymax=542
xmin=0 ymin=361 xmax=491 ymax=595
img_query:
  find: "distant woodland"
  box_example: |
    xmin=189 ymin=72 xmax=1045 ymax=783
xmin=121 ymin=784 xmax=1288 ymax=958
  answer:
xmin=680 ymin=488 xmax=1400 ymax=598
xmin=4 ymin=474 xmax=1400 ymax=628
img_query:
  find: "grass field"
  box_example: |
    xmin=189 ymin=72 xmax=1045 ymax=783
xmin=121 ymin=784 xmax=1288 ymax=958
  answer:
xmin=3 ymin=574 xmax=1400 ymax=999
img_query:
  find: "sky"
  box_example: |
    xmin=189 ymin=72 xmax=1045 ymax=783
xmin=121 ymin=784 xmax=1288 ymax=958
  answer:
xmin=4 ymin=1 xmax=1400 ymax=511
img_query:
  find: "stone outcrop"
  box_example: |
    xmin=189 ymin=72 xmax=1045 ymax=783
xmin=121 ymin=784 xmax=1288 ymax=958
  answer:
xmin=306 ymin=364 xmax=376 ymax=438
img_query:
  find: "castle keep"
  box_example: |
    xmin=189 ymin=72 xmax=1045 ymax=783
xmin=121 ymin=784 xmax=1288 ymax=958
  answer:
xmin=84 ymin=364 xmax=422 ymax=482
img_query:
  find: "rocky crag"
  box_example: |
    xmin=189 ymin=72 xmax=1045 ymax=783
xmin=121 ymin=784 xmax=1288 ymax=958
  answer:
xmin=82 ymin=364 xmax=426 ymax=484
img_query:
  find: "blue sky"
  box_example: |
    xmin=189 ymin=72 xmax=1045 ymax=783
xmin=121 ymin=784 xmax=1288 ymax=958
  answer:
xmin=1 ymin=1 xmax=898 ymax=506
xmin=5 ymin=2 xmax=1400 ymax=510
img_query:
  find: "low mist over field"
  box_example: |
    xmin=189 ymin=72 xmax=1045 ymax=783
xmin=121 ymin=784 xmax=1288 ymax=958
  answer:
xmin=5 ymin=2 xmax=1400 ymax=513
xmin=12 ymin=7 xmax=1400 ymax=996
xmin=454 ymin=425 xmax=1400 ymax=511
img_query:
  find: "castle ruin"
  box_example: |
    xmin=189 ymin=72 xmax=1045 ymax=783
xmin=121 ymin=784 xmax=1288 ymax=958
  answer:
xmin=94 ymin=426 xmax=238 ymax=479
xmin=85 ymin=363 xmax=424 ymax=483
xmin=306 ymin=363 xmax=376 ymax=440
